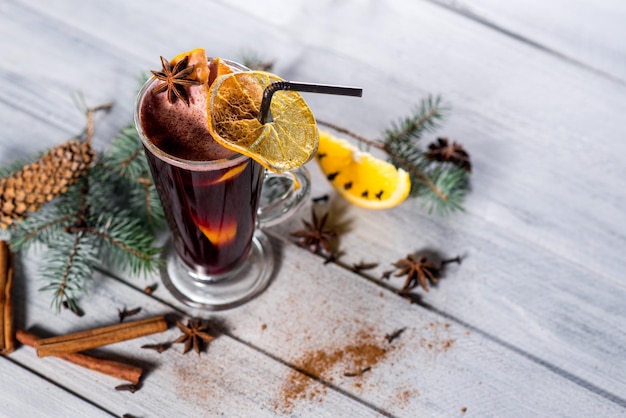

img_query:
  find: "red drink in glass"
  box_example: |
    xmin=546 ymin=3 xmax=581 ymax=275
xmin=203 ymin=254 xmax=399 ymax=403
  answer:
xmin=143 ymin=150 xmax=263 ymax=277
xmin=138 ymin=73 xmax=264 ymax=278
xmin=134 ymin=55 xmax=311 ymax=309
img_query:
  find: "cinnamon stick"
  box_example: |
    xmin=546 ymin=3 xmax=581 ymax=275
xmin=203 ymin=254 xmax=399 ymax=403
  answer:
xmin=35 ymin=315 xmax=168 ymax=357
xmin=16 ymin=329 xmax=143 ymax=384
xmin=0 ymin=241 xmax=14 ymax=354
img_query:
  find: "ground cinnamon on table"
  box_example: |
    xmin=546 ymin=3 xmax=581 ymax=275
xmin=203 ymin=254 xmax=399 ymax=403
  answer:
xmin=276 ymin=329 xmax=392 ymax=413
xmin=276 ymin=321 xmax=460 ymax=413
xmin=0 ymin=241 xmax=14 ymax=354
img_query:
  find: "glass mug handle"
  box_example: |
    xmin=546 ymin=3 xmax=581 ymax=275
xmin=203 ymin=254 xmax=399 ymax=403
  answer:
xmin=257 ymin=166 xmax=311 ymax=227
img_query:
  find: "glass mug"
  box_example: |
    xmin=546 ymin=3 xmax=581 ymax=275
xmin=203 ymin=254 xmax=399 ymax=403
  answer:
xmin=134 ymin=59 xmax=310 ymax=310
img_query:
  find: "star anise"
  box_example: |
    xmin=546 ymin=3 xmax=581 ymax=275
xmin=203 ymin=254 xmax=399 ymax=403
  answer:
xmin=426 ymin=137 xmax=471 ymax=172
xmin=173 ymin=318 xmax=214 ymax=355
xmin=393 ymin=254 xmax=440 ymax=294
xmin=150 ymin=55 xmax=201 ymax=106
xmin=291 ymin=208 xmax=338 ymax=255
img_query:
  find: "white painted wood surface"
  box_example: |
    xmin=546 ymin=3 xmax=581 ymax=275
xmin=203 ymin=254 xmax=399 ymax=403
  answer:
xmin=1 ymin=0 xmax=625 ymax=416
xmin=434 ymin=0 xmax=626 ymax=83
xmin=0 ymin=358 xmax=111 ymax=417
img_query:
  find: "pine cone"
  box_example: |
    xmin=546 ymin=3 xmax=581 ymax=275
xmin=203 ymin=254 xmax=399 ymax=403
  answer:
xmin=0 ymin=139 xmax=94 ymax=229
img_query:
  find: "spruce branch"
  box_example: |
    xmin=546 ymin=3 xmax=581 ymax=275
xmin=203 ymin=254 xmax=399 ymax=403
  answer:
xmin=5 ymin=102 xmax=164 ymax=310
xmin=317 ymin=94 xmax=470 ymax=213
xmin=0 ymin=158 xmax=29 ymax=178
xmin=383 ymin=95 xmax=447 ymax=144
xmin=100 ymin=126 xmax=165 ymax=230
xmin=78 ymin=210 xmax=163 ymax=276
xmin=10 ymin=210 xmax=77 ymax=253
xmin=239 ymin=51 xmax=275 ymax=72
xmin=39 ymin=228 xmax=99 ymax=312
xmin=103 ymin=127 xmax=148 ymax=180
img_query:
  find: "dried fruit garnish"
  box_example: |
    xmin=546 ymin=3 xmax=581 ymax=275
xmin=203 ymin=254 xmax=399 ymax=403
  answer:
xmin=207 ymin=71 xmax=318 ymax=173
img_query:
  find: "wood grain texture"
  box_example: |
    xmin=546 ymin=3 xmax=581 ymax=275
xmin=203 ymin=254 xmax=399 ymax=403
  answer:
xmin=1 ymin=0 xmax=625 ymax=416
xmin=433 ymin=0 xmax=626 ymax=83
xmin=8 ymin=242 xmax=626 ymax=416
xmin=271 ymin=166 xmax=626 ymax=404
xmin=216 ymin=0 xmax=626 ymax=284
xmin=119 ymin=235 xmax=626 ymax=417
xmin=0 ymin=357 xmax=112 ymax=417
xmin=7 ymin=253 xmax=378 ymax=417
xmin=141 ymin=0 xmax=626 ymax=401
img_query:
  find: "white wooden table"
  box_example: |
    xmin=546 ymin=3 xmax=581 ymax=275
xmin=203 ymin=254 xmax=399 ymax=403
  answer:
xmin=1 ymin=0 xmax=625 ymax=416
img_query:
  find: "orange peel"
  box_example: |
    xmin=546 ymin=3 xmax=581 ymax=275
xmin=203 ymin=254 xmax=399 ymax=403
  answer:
xmin=207 ymin=71 xmax=318 ymax=173
xmin=316 ymin=130 xmax=410 ymax=209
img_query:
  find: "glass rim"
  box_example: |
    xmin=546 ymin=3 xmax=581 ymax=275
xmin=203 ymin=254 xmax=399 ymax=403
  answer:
xmin=133 ymin=57 xmax=251 ymax=171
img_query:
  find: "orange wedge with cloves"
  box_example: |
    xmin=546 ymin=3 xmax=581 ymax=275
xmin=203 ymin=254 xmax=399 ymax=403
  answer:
xmin=316 ymin=130 xmax=410 ymax=209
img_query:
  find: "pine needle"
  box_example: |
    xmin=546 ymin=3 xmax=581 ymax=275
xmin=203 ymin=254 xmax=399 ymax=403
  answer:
xmin=319 ymin=94 xmax=470 ymax=214
xmin=6 ymin=109 xmax=165 ymax=310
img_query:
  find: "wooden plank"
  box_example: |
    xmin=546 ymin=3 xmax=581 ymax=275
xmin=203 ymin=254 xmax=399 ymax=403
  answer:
xmin=12 ymin=0 xmax=626 ymax=285
xmin=1 ymin=0 xmax=625 ymax=416
xmin=0 ymin=357 xmax=112 ymax=417
xmin=199 ymin=0 xmax=620 ymax=410
xmin=99 ymin=237 xmax=626 ymax=417
xmin=270 ymin=168 xmax=626 ymax=404
xmin=8 ymin=235 xmax=623 ymax=416
xmin=433 ymin=0 xmax=626 ymax=83
xmin=6 ymin=252 xmax=378 ymax=417
xmin=214 ymin=0 xmax=626 ymax=284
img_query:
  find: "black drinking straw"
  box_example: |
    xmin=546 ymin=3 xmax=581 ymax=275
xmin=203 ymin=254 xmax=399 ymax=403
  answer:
xmin=259 ymin=81 xmax=363 ymax=124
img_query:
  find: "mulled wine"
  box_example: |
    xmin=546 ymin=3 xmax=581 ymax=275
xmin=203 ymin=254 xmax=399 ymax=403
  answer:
xmin=138 ymin=77 xmax=264 ymax=277
xmin=134 ymin=54 xmax=311 ymax=309
xmin=144 ymin=151 xmax=263 ymax=276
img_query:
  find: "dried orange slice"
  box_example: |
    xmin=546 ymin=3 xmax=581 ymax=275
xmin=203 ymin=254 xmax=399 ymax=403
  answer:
xmin=316 ymin=131 xmax=410 ymax=209
xmin=171 ymin=48 xmax=210 ymax=83
xmin=206 ymin=71 xmax=318 ymax=173
xmin=208 ymin=57 xmax=233 ymax=86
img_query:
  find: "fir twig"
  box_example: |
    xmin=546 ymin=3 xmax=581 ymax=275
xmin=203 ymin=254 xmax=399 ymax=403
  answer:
xmin=101 ymin=126 xmax=165 ymax=230
xmin=58 ymin=231 xmax=86 ymax=307
xmin=39 ymin=228 xmax=99 ymax=311
xmin=239 ymin=51 xmax=275 ymax=72
xmin=75 ymin=211 xmax=162 ymax=276
xmin=83 ymin=102 xmax=113 ymax=145
xmin=318 ymin=94 xmax=470 ymax=214
xmin=11 ymin=212 xmax=77 ymax=252
xmin=6 ymin=103 xmax=164 ymax=310
xmin=384 ymin=95 xmax=446 ymax=144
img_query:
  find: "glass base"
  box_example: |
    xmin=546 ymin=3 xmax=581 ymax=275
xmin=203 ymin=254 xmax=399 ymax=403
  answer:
xmin=160 ymin=230 xmax=275 ymax=310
